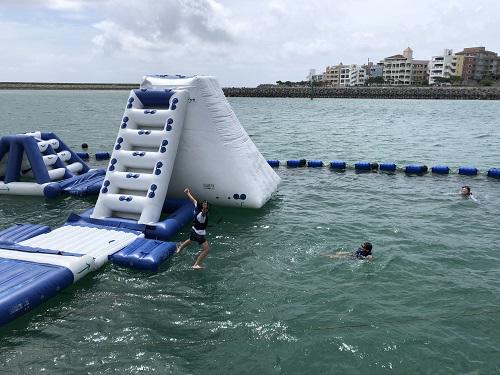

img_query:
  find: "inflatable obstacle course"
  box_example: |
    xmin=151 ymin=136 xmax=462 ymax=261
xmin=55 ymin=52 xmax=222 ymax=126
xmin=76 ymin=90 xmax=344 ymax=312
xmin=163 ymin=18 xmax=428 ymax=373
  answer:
xmin=0 ymin=132 xmax=105 ymax=197
xmin=0 ymin=75 xmax=280 ymax=327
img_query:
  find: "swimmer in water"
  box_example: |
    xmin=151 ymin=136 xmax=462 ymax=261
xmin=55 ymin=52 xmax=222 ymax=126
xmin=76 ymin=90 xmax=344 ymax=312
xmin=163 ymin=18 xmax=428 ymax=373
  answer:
xmin=460 ymin=185 xmax=478 ymax=202
xmin=327 ymin=242 xmax=373 ymax=261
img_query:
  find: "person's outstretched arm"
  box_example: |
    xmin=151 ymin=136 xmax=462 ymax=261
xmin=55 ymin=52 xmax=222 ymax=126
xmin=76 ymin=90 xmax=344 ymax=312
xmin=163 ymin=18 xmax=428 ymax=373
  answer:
xmin=184 ymin=188 xmax=197 ymax=205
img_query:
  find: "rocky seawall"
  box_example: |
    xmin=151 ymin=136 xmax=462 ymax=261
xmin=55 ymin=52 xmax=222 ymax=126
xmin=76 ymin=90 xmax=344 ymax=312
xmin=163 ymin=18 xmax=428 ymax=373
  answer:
xmin=223 ymin=86 xmax=500 ymax=100
xmin=1 ymin=82 xmax=500 ymax=99
xmin=0 ymin=82 xmax=137 ymax=90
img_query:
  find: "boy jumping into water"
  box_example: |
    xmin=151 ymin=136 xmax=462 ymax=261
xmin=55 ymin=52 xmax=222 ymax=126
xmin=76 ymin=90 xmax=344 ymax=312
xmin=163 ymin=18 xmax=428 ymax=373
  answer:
xmin=176 ymin=188 xmax=210 ymax=269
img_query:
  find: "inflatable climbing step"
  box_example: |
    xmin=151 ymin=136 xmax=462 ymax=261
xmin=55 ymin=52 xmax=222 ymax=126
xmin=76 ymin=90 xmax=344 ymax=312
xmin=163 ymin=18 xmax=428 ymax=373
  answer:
xmin=91 ymin=88 xmax=189 ymax=225
xmin=58 ymin=169 xmax=105 ymax=197
xmin=110 ymin=238 xmax=176 ymax=272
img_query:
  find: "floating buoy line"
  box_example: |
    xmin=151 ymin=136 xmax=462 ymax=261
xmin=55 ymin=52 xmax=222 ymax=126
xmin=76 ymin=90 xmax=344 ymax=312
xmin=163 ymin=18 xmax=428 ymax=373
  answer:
xmin=266 ymin=159 xmax=500 ymax=178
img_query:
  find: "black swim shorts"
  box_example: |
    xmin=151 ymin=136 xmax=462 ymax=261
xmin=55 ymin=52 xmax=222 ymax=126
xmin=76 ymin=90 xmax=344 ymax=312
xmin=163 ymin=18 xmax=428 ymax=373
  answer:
xmin=190 ymin=229 xmax=207 ymax=245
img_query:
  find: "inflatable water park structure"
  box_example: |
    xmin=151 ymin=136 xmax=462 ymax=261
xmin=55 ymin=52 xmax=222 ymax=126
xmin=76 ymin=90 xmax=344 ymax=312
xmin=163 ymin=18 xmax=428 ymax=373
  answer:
xmin=0 ymin=132 xmax=105 ymax=197
xmin=0 ymin=75 xmax=281 ymax=327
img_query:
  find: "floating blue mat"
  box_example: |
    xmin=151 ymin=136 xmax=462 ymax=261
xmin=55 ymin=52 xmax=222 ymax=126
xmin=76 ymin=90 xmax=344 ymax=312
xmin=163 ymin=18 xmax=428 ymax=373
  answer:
xmin=0 ymin=224 xmax=51 ymax=243
xmin=110 ymin=238 xmax=176 ymax=272
xmin=0 ymin=258 xmax=74 ymax=326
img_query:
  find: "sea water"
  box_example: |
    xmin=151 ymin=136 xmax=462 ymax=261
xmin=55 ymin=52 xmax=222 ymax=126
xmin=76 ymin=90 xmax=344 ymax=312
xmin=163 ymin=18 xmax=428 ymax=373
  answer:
xmin=0 ymin=91 xmax=499 ymax=374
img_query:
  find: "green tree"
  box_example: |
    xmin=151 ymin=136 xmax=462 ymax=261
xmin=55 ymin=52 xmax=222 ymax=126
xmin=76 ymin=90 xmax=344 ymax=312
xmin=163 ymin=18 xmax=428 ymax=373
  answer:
xmin=365 ymin=76 xmax=384 ymax=86
xmin=480 ymin=73 xmax=495 ymax=86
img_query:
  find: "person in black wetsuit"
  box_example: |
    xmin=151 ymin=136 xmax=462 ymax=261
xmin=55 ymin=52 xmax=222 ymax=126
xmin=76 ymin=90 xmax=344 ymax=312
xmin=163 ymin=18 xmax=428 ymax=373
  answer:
xmin=327 ymin=242 xmax=373 ymax=261
xmin=354 ymin=242 xmax=373 ymax=260
xmin=176 ymin=187 xmax=210 ymax=269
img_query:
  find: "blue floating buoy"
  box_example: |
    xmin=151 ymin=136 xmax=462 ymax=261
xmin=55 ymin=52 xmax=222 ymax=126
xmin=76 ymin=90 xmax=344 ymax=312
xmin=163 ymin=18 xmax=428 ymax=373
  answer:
xmin=432 ymin=165 xmax=450 ymax=174
xmin=81 ymin=143 xmax=88 ymax=149
xmin=354 ymin=162 xmax=372 ymax=171
xmin=76 ymin=152 xmax=89 ymax=160
xmin=380 ymin=163 xmax=396 ymax=172
xmin=405 ymin=164 xmax=428 ymax=174
xmin=95 ymin=151 xmax=110 ymax=160
xmin=287 ymin=159 xmax=306 ymax=167
xmin=267 ymin=159 xmax=280 ymax=168
xmin=488 ymin=168 xmax=500 ymax=178
xmin=307 ymin=160 xmax=323 ymax=168
xmin=330 ymin=160 xmax=346 ymax=170
xmin=487 ymin=168 xmax=500 ymax=178
xmin=459 ymin=167 xmax=478 ymax=176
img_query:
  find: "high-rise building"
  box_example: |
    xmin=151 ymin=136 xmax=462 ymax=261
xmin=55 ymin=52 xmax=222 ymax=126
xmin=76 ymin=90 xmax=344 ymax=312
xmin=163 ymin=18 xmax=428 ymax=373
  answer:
xmin=382 ymin=47 xmax=429 ymax=85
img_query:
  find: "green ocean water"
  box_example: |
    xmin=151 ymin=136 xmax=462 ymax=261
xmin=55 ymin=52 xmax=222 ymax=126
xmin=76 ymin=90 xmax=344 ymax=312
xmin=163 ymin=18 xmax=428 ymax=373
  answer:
xmin=0 ymin=91 xmax=499 ymax=374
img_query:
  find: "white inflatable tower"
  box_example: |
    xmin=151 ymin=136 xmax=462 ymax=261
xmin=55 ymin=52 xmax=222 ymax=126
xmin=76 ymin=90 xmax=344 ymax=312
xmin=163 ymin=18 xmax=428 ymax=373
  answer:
xmin=142 ymin=75 xmax=280 ymax=209
xmin=92 ymin=75 xmax=280 ymax=225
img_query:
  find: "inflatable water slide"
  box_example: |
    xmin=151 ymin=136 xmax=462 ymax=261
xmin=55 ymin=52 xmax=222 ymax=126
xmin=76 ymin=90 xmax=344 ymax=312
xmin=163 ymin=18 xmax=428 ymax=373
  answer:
xmin=0 ymin=132 xmax=105 ymax=197
xmin=0 ymin=75 xmax=280 ymax=326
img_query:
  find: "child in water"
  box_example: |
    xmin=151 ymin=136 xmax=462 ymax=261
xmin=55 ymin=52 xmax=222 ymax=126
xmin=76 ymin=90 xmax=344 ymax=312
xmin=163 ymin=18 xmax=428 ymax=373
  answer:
xmin=460 ymin=185 xmax=478 ymax=202
xmin=327 ymin=242 xmax=373 ymax=261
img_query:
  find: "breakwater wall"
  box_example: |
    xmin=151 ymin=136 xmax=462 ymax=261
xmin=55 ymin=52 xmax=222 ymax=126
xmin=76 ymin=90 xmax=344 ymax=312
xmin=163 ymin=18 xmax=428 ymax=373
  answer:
xmin=0 ymin=82 xmax=137 ymax=90
xmin=224 ymin=86 xmax=500 ymax=100
xmin=1 ymin=82 xmax=500 ymax=100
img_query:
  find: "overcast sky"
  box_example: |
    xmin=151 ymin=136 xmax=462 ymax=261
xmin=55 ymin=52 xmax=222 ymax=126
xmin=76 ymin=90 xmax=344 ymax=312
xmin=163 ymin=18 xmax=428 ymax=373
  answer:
xmin=1 ymin=0 xmax=499 ymax=87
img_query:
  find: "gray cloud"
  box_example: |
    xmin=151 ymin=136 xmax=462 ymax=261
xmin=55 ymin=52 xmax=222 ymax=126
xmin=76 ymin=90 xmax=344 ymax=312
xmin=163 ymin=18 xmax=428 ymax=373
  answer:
xmin=90 ymin=0 xmax=235 ymax=56
xmin=0 ymin=0 xmax=499 ymax=86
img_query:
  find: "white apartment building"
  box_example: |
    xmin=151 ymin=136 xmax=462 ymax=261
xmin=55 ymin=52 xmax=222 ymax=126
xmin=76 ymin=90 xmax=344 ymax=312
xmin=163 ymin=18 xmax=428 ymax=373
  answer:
xmin=428 ymin=49 xmax=456 ymax=85
xmin=347 ymin=65 xmax=366 ymax=86
xmin=322 ymin=63 xmax=366 ymax=86
xmin=382 ymin=47 xmax=429 ymax=85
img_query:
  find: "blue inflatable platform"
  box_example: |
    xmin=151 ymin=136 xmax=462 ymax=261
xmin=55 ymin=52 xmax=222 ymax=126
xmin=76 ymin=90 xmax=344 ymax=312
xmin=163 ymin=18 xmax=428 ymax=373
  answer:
xmin=0 ymin=197 xmax=195 ymax=327
xmin=0 ymin=258 xmax=74 ymax=326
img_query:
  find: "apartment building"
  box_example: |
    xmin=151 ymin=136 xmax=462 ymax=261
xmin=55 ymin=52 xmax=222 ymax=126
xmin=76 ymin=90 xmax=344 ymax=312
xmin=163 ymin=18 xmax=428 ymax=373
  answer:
xmin=428 ymin=49 xmax=456 ymax=85
xmin=382 ymin=47 xmax=429 ymax=85
xmin=454 ymin=47 xmax=500 ymax=81
xmin=322 ymin=64 xmax=365 ymax=86
xmin=346 ymin=65 xmax=366 ymax=86
xmin=322 ymin=64 xmax=344 ymax=86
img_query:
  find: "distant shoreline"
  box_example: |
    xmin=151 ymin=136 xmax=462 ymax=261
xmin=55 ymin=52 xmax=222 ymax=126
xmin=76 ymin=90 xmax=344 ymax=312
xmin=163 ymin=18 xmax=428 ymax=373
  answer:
xmin=0 ymin=82 xmax=137 ymax=90
xmin=1 ymin=82 xmax=500 ymax=100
